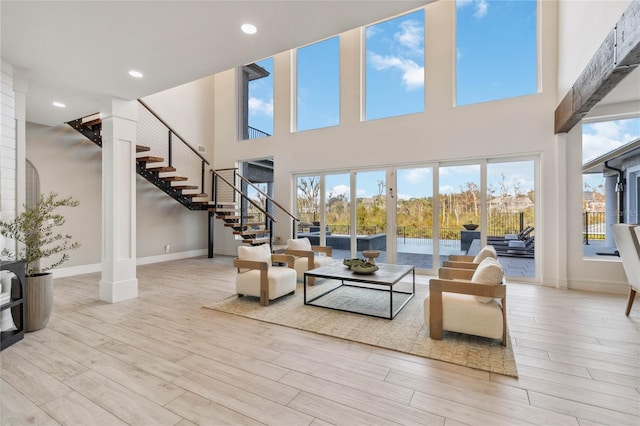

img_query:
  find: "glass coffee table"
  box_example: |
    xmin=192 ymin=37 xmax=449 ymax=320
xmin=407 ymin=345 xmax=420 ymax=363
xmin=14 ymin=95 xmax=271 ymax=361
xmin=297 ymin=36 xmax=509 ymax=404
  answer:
xmin=303 ymin=262 xmax=415 ymax=319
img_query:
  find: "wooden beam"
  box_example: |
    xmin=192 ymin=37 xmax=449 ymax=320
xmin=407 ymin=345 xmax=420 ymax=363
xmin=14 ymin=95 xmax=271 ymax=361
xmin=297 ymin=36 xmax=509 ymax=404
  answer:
xmin=555 ymin=0 xmax=640 ymax=134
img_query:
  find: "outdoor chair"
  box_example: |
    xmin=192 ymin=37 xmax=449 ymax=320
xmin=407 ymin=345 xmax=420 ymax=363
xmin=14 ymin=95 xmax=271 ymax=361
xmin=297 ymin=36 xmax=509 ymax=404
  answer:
xmin=285 ymin=237 xmax=333 ymax=285
xmin=233 ymin=244 xmax=297 ymax=306
xmin=442 ymin=244 xmax=497 ymax=270
xmin=425 ymin=257 xmax=507 ymax=345
xmin=611 ymin=223 xmax=640 ymax=316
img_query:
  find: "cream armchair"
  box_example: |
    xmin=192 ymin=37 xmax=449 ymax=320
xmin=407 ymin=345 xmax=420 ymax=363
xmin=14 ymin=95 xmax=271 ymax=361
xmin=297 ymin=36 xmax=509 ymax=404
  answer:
xmin=425 ymin=257 xmax=507 ymax=345
xmin=233 ymin=244 xmax=297 ymax=306
xmin=611 ymin=224 xmax=640 ymax=316
xmin=285 ymin=237 xmax=334 ymax=285
xmin=442 ymin=244 xmax=497 ymax=270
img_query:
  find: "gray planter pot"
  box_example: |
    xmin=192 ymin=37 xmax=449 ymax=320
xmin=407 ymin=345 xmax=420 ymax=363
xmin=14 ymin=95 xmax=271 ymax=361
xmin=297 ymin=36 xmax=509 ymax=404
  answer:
xmin=25 ymin=273 xmax=54 ymax=332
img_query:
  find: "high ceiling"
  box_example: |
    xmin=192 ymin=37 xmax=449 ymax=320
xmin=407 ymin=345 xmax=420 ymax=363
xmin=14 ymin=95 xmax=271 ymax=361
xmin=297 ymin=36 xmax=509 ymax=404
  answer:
xmin=1 ymin=0 xmax=430 ymax=126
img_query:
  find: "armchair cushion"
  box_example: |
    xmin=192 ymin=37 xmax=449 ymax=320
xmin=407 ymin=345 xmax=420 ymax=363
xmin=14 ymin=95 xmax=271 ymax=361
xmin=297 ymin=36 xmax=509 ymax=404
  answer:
xmin=472 ymin=245 xmax=497 ymax=263
xmin=287 ymin=237 xmax=312 ymax=252
xmin=238 ymin=244 xmax=272 ymax=271
xmin=236 ymin=267 xmax=297 ymax=301
xmin=471 ymin=258 xmax=504 ymax=303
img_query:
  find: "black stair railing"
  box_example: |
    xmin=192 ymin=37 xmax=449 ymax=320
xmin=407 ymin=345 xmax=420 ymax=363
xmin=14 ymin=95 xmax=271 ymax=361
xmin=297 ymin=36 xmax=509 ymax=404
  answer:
xmin=137 ymin=99 xmax=209 ymax=195
xmin=210 ymin=168 xmax=300 ymax=248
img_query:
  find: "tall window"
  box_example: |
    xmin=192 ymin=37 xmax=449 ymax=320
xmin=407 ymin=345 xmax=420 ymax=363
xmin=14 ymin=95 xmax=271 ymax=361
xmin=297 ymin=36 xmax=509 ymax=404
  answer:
xmin=582 ymin=117 xmax=640 ymax=257
xmin=456 ymin=0 xmax=537 ymax=106
xmin=240 ymin=58 xmax=274 ymax=140
xmin=365 ymin=9 xmax=424 ymax=121
xmin=297 ymin=37 xmax=340 ymax=132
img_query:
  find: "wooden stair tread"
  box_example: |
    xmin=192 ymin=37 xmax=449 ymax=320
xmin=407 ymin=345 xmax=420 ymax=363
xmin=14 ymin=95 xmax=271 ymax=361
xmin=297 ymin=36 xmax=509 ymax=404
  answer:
xmin=161 ymin=176 xmax=188 ymax=182
xmin=243 ymin=238 xmax=270 ymax=245
xmin=224 ymin=222 xmax=264 ymax=228
xmin=146 ymin=166 xmax=176 ymax=173
xmin=215 ymin=214 xmax=254 ymax=220
xmin=136 ymin=145 xmax=151 ymax=152
xmin=136 ymin=156 xmax=164 ymax=163
xmin=182 ymin=193 xmax=208 ymax=198
xmin=234 ymin=229 xmax=270 ymax=236
xmin=172 ymin=185 xmax=199 ymax=190
xmin=210 ymin=208 xmax=241 ymax=213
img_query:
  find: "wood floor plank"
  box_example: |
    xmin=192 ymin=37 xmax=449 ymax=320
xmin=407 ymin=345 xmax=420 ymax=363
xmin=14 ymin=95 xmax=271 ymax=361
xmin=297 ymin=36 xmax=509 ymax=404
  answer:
xmin=279 ymin=370 xmax=445 ymax=425
xmin=0 ymin=349 xmax=72 ymax=406
xmin=26 ymin=326 xmax=103 ymax=362
xmin=528 ymin=390 xmax=640 ymax=426
xmin=64 ymin=370 xmax=182 ymax=425
xmin=8 ymin=337 xmax=88 ymax=381
xmin=40 ymin=391 xmax=129 ymax=426
xmin=177 ymin=353 xmax=299 ymax=405
xmin=288 ymin=390 xmax=400 ymax=426
xmin=80 ymin=353 xmax=186 ymax=405
xmin=173 ymin=370 xmax=312 ymax=425
xmin=0 ymin=379 xmax=60 ymax=426
xmin=165 ymin=391 xmax=264 ymax=426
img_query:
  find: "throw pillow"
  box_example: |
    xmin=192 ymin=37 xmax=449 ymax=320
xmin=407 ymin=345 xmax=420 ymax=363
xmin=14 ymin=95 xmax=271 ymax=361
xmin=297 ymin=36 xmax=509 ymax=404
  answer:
xmin=471 ymin=257 xmax=504 ymax=303
xmin=287 ymin=238 xmax=312 ymax=252
xmin=237 ymin=244 xmax=272 ymax=271
xmin=473 ymin=245 xmax=497 ymax=263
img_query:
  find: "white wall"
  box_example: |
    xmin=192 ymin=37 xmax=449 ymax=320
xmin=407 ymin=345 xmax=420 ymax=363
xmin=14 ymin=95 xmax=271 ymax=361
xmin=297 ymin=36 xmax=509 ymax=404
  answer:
xmin=558 ymin=0 xmax=637 ymax=293
xmin=212 ymin=0 xmax=564 ymax=285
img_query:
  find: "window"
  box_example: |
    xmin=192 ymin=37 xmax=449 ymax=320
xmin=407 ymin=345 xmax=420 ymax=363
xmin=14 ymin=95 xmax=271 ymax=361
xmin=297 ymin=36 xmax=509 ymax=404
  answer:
xmin=582 ymin=117 xmax=640 ymax=257
xmin=296 ymin=37 xmax=340 ymax=132
xmin=240 ymin=58 xmax=274 ymax=140
xmin=456 ymin=0 xmax=537 ymax=106
xmin=365 ymin=9 xmax=424 ymax=121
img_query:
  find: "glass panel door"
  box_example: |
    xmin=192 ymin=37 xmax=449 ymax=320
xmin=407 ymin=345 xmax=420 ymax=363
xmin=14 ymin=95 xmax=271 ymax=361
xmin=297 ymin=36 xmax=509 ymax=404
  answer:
xmin=325 ymin=173 xmax=351 ymax=260
xmin=438 ymin=165 xmax=481 ymax=266
xmin=487 ymin=160 xmax=535 ymax=278
xmin=396 ymin=167 xmax=433 ymax=270
xmin=355 ymin=170 xmax=387 ymax=261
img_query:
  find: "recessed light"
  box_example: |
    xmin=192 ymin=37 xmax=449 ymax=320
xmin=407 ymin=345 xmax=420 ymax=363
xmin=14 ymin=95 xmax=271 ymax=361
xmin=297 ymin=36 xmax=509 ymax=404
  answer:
xmin=128 ymin=70 xmax=143 ymax=78
xmin=241 ymin=23 xmax=257 ymax=35
xmin=52 ymin=101 xmax=66 ymax=108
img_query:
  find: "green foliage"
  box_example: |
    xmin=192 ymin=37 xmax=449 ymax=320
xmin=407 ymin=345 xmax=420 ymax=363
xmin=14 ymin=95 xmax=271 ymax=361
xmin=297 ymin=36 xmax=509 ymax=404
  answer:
xmin=0 ymin=192 xmax=80 ymax=276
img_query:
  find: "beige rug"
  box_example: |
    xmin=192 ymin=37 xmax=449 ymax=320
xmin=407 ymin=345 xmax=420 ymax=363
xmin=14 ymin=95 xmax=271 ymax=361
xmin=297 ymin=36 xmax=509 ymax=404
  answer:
xmin=205 ymin=280 xmax=517 ymax=377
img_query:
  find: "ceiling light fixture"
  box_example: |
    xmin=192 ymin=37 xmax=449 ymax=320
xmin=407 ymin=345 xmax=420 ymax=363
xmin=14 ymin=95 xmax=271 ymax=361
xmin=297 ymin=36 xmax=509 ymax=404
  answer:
xmin=241 ymin=23 xmax=257 ymax=35
xmin=52 ymin=101 xmax=66 ymax=108
xmin=128 ymin=70 xmax=143 ymax=78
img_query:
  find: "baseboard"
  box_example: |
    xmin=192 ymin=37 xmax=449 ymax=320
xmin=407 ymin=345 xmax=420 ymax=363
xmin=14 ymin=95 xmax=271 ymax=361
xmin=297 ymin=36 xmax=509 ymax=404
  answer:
xmin=567 ymin=279 xmax=628 ymax=295
xmin=53 ymin=249 xmax=209 ymax=278
xmin=136 ymin=249 xmax=208 ymax=266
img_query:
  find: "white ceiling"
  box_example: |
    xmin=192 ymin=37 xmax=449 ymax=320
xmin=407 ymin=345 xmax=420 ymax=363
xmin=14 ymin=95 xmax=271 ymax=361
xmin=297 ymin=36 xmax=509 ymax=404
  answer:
xmin=1 ymin=0 xmax=430 ymax=126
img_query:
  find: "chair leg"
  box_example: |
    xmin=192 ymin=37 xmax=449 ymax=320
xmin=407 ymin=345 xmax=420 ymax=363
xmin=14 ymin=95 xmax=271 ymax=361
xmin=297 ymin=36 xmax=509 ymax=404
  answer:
xmin=625 ymin=287 xmax=637 ymax=316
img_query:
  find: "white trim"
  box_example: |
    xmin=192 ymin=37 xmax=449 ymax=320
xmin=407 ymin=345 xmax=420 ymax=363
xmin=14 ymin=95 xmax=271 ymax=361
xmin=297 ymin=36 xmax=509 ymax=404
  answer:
xmin=53 ymin=249 xmax=209 ymax=278
xmin=568 ymin=279 xmax=629 ymax=295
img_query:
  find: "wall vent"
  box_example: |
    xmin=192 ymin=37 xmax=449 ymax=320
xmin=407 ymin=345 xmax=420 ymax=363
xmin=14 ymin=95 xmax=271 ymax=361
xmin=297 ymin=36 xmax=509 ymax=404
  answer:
xmin=197 ymin=145 xmax=206 ymax=154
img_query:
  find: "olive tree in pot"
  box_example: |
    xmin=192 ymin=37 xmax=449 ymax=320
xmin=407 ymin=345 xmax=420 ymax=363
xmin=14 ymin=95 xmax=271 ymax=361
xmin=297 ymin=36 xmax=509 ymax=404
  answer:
xmin=0 ymin=192 xmax=80 ymax=332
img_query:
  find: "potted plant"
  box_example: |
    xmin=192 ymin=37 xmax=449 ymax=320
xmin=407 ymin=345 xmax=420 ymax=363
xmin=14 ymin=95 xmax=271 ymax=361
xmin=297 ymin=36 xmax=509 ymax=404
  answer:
xmin=0 ymin=192 xmax=80 ymax=331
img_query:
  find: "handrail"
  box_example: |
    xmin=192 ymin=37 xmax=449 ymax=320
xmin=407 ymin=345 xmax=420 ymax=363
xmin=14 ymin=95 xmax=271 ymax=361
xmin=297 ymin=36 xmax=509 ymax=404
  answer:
xmin=210 ymin=170 xmax=276 ymax=222
xmin=137 ymin=99 xmax=210 ymax=165
xmin=235 ymin=173 xmax=300 ymax=222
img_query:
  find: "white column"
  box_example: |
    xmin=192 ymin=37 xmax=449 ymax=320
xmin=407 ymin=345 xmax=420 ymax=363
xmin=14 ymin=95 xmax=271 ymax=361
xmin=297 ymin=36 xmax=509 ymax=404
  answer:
xmin=100 ymin=98 xmax=138 ymax=303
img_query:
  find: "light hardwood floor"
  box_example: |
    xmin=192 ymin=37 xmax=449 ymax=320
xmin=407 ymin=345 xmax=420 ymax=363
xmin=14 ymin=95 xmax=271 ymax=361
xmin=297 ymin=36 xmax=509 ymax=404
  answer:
xmin=1 ymin=256 xmax=638 ymax=426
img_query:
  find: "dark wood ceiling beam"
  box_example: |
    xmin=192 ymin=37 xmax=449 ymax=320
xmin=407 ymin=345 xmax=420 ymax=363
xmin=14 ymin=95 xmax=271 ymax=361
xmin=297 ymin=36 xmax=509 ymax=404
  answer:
xmin=555 ymin=0 xmax=640 ymax=134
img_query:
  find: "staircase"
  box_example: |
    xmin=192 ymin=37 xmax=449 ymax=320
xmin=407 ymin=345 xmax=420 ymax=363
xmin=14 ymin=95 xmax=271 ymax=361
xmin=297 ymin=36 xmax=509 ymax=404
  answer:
xmin=67 ymin=101 xmax=300 ymax=252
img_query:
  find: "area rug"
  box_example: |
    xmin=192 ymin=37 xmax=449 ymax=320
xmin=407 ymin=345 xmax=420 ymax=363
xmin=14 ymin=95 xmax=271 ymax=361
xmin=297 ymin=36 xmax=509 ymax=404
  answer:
xmin=205 ymin=280 xmax=517 ymax=377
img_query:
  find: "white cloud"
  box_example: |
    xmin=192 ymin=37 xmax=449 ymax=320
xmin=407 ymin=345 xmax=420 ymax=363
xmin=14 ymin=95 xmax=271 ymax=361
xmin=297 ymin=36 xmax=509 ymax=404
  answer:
xmin=366 ymin=25 xmax=383 ymax=39
xmin=395 ymin=19 xmax=423 ymax=56
xmin=583 ymin=120 xmax=640 ymax=163
xmin=439 ymin=184 xmax=456 ymax=194
xmin=457 ymin=0 xmax=489 ymax=19
xmin=403 ymin=168 xmax=430 ymax=184
xmin=327 ymin=184 xmax=349 ymax=198
xmin=397 ymin=193 xmax=413 ymax=200
xmin=368 ymin=52 xmax=424 ymax=91
xmin=474 ymin=0 xmax=489 ymax=18
xmin=356 ymin=188 xmax=367 ymax=197
xmin=248 ymin=97 xmax=273 ymax=117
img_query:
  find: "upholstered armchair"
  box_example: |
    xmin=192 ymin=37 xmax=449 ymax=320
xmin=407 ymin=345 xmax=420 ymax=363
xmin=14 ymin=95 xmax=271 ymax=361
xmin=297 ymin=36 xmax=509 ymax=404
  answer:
xmin=611 ymin=223 xmax=640 ymax=316
xmin=442 ymin=244 xmax=497 ymax=270
xmin=285 ymin=237 xmax=334 ymax=285
xmin=233 ymin=244 xmax=297 ymax=306
xmin=425 ymin=257 xmax=507 ymax=345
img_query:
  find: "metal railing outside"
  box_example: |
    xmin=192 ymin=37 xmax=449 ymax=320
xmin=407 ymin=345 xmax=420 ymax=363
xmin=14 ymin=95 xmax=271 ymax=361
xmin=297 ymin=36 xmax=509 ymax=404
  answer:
xmin=583 ymin=211 xmax=606 ymax=244
xmin=247 ymin=126 xmax=271 ymax=140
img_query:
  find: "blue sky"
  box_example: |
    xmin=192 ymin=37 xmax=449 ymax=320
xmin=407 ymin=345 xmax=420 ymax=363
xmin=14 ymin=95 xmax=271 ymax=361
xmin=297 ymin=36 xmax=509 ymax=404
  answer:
xmin=250 ymin=1 xmax=538 ymax=199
